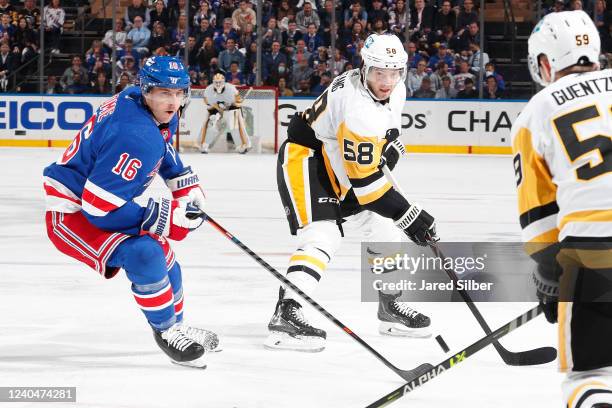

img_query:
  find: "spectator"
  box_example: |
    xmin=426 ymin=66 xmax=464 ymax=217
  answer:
xmin=13 ymin=17 xmax=37 ymax=63
xmin=197 ymin=73 xmax=209 ymax=88
xmin=456 ymin=0 xmax=477 ymax=32
xmin=370 ymin=17 xmax=387 ymax=35
xmin=344 ymin=0 xmax=367 ymax=31
xmin=60 ymin=55 xmax=88 ymax=90
xmin=484 ymin=62 xmax=505 ymax=91
xmin=169 ymin=0 xmax=197 ymax=27
xmin=413 ymin=77 xmax=436 ymax=98
xmin=149 ymin=21 xmax=171 ymax=55
xmin=117 ymin=39 xmax=141 ymax=69
xmin=44 ymin=75 xmax=62 ymax=94
xmin=297 ymin=0 xmax=320 ymax=9
xmin=225 ymin=61 xmax=245 ymax=84
xmin=194 ymin=19 xmax=215 ymax=45
xmin=278 ymin=77 xmax=293 ymax=96
xmin=91 ymin=71 xmax=112 ymax=94
xmin=196 ymin=36 xmax=217 ymax=72
xmin=295 ymin=78 xmax=313 ymax=96
xmin=311 ymin=72 xmax=332 ymax=95
xmin=269 ymin=60 xmax=291 ymax=85
xmin=548 ymin=0 xmax=566 ymax=13
xmin=216 ymin=0 xmax=236 ymax=25
xmin=344 ymin=21 xmax=366 ymax=55
xmin=262 ymin=18 xmax=282 ymax=51
xmin=569 ymin=0 xmax=583 ymax=10
xmin=319 ymin=0 xmax=341 ymax=40
xmin=389 ymin=0 xmax=410 ymax=36
xmin=0 ymin=13 xmax=14 ymax=45
xmin=406 ymin=59 xmax=428 ymax=94
xmin=406 ymin=41 xmax=427 ymax=69
xmin=0 ymin=42 xmax=16 ymax=91
xmin=482 ymin=75 xmax=505 ymax=99
xmin=368 ymin=0 xmax=390 ymax=30
xmin=291 ymin=55 xmax=313 ymax=91
xmin=410 ymin=0 xmax=434 ymax=34
xmin=0 ymin=0 xmax=13 ymax=16
xmin=311 ymin=59 xmax=331 ymax=86
xmin=427 ymin=42 xmax=454 ymax=71
xmin=193 ymin=0 xmax=215 ymax=28
xmin=102 ymin=19 xmax=127 ymax=51
xmin=124 ymin=0 xmax=150 ymax=31
xmin=456 ymin=77 xmax=477 ymax=99
xmin=594 ymin=0 xmax=610 ymax=38
xmin=279 ymin=10 xmax=296 ymax=31
xmin=290 ymin=38 xmax=312 ymax=66
xmin=303 ymin=22 xmax=323 ymax=53
xmin=232 ymin=0 xmax=256 ymax=33
xmin=277 ymin=0 xmax=295 ymax=22
xmin=435 ymin=75 xmax=457 ymax=98
xmin=264 ymin=40 xmax=288 ymax=78
xmin=434 ymin=1 xmax=456 ymax=33
xmin=457 ymin=21 xmax=480 ymax=52
xmin=169 ymin=14 xmax=188 ymax=55
xmin=185 ymin=35 xmax=199 ymax=69
xmin=218 ymin=37 xmax=245 ymax=72
xmin=282 ymin=21 xmax=303 ymax=48
xmin=329 ymin=48 xmax=347 ymax=76
xmin=349 ymin=38 xmax=365 ymax=66
xmin=43 ymin=0 xmax=64 ymax=54
xmin=115 ymin=72 xmax=132 ymax=93
xmin=310 ymin=46 xmax=329 ymax=67
xmin=85 ymin=40 xmax=111 ymax=80
xmin=214 ymin=18 xmax=239 ymax=53
xmin=430 ymin=61 xmax=453 ymax=90
xmin=19 ymin=0 xmax=40 ymax=29
xmin=150 ymin=0 xmax=170 ymax=28
xmin=127 ymin=15 xmax=151 ymax=54
xmin=297 ymin=1 xmax=321 ymax=32
xmin=468 ymin=41 xmax=489 ymax=75
xmin=204 ymin=56 xmax=220 ymax=79
xmin=453 ymin=60 xmax=475 ymax=91
xmin=65 ymin=71 xmax=90 ymax=94
xmin=119 ymin=55 xmax=139 ymax=78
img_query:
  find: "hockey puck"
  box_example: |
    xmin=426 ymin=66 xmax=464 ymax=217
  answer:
xmin=435 ymin=335 xmax=450 ymax=353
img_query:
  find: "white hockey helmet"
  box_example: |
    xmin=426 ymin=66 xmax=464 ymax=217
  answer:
xmin=212 ymin=73 xmax=225 ymax=93
xmin=360 ymin=33 xmax=408 ymax=100
xmin=528 ymin=10 xmax=600 ymax=86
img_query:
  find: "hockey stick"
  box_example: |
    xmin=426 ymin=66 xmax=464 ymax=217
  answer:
xmin=191 ymin=210 xmax=433 ymax=382
xmin=365 ymin=304 xmax=544 ymax=408
xmin=381 ymin=165 xmax=557 ymax=366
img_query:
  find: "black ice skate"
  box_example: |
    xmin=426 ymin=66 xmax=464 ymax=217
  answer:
xmin=153 ymin=324 xmax=207 ymax=368
xmin=378 ymin=291 xmax=431 ymax=338
xmin=177 ymin=323 xmax=222 ymax=352
xmin=264 ymin=298 xmax=326 ymax=352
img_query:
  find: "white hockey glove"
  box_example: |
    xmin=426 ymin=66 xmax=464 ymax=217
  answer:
xmin=394 ymin=203 xmax=438 ymax=246
xmin=142 ymin=197 xmax=204 ymax=241
xmin=166 ymin=167 xmax=206 ymax=210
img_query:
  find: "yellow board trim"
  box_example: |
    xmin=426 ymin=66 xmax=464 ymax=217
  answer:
xmin=289 ymin=254 xmax=327 ymax=271
xmin=0 ymin=139 xmax=72 ymax=148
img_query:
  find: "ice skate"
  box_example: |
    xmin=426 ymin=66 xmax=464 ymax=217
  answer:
xmin=153 ymin=323 xmax=207 ymax=368
xmin=177 ymin=322 xmax=222 ymax=352
xmin=264 ymin=298 xmax=326 ymax=352
xmin=378 ymin=292 xmax=431 ymax=338
xmin=200 ymin=143 xmax=210 ymax=154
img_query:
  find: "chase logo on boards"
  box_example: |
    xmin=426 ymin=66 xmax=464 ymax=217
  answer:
xmin=0 ymin=100 xmax=93 ymax=131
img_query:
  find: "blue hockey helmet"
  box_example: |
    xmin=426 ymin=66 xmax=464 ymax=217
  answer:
xmin=139 ymin=56 xmax=190 ymax=96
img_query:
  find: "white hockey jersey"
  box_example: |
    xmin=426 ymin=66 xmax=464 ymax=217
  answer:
xmin=203 ymin=83 xmax=241 ymax=109
xmin=304 ymin=69 xmax=406 ymax=205
xmin=511 ymin=68 xmax=612 ymax=243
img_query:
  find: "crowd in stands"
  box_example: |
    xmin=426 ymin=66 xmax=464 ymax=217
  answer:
xmin=0 ymin=0 xmax=610 ymax=96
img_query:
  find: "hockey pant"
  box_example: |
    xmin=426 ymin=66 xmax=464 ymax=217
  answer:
xmin=45 ymin=211 xmax=184 ymax=331
xmin=276 ymin=140 xmax=403 ymax=300
xmin=556 ymin=240 xmax=612 ymax=408
xmin=200 ymin=106 xmax=250 ymax=149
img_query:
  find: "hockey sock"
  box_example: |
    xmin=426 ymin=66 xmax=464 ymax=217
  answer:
xmin=167 ymin=262 xmax=184 ymax=322
xmin=283 ymin=247 xmax=330 ymax=301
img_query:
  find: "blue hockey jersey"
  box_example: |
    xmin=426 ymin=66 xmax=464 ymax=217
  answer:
xmin=43 ymin=86 xmax=187 ymax=235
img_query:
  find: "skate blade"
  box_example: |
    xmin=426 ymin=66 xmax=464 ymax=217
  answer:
xmin=378 ymin=321 xmax=432 ymax=338
xmin=263 ymin=331 xmax=325 ymax=353
xmin=169 ymin=354 xmax=207 ymax=369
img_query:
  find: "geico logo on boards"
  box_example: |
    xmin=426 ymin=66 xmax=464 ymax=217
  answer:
xmin=401 ymin=113 xmax=427 ymax=129
xmin=318 ymin=197 xmax=339 ymax=204
xmin=0 ymin=100 xmax=94 ymax=130
xmin=448 ymin=110 xmax=512 ymax=132
xmin=278 ymin=103 xmax=299 ymax=127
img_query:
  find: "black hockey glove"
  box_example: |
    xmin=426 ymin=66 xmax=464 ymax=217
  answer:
xmin=394 ymin=203 xmax=438 ymax=246
xmin=380 ymin=139 xmax=406 ymax=171
xmin=532 ymin=263 xmax=561 ymax=324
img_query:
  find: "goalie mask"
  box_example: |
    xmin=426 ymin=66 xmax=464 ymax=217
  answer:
xmin=528 ymin=10 xmax=600 ymax=86
xmin=212 ymin=73 xmax=226 ymax=93
xmin=360 ymin=33 xmax=408 ymax=101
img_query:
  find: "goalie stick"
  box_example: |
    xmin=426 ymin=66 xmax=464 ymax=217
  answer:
xmin=365 ymin=304 xmax=544 ymax=408
xmin=381 ymin=164 xmax=557 ymax=366
xmin=189 ymin=210 xmax=433 ymax=382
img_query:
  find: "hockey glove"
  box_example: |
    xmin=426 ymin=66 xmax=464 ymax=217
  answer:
xmin=166 ymin=166 xmax=206 ymax=210
xmin=395 ymin=203 xmax=438 ymax=246
xmin=380 ymin=139 xmax=406 ymax=171
xmin=142 ymin=197 xmax=204 ymax=241
xmin=532 ymin=263 xmax=561 ymax=324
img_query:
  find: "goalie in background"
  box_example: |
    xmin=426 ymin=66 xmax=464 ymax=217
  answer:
xmin=199 ymin=73 xmax=252 ymax=154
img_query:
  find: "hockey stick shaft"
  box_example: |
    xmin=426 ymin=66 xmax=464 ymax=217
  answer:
xmin=365 ymin=304 xmax=543 ymax=408
xmin=381 ymin=165 xmax=556 ymax=366
xmin=199 ymin=211 xmax=431 ymax=381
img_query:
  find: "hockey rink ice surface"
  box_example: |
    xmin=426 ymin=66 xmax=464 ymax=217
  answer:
xmin=0 ymin=148 xmax=563 ymax=408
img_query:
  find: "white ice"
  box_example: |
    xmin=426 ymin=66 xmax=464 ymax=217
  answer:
xmin=0 ymin=149 xmax=561 ymax=408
